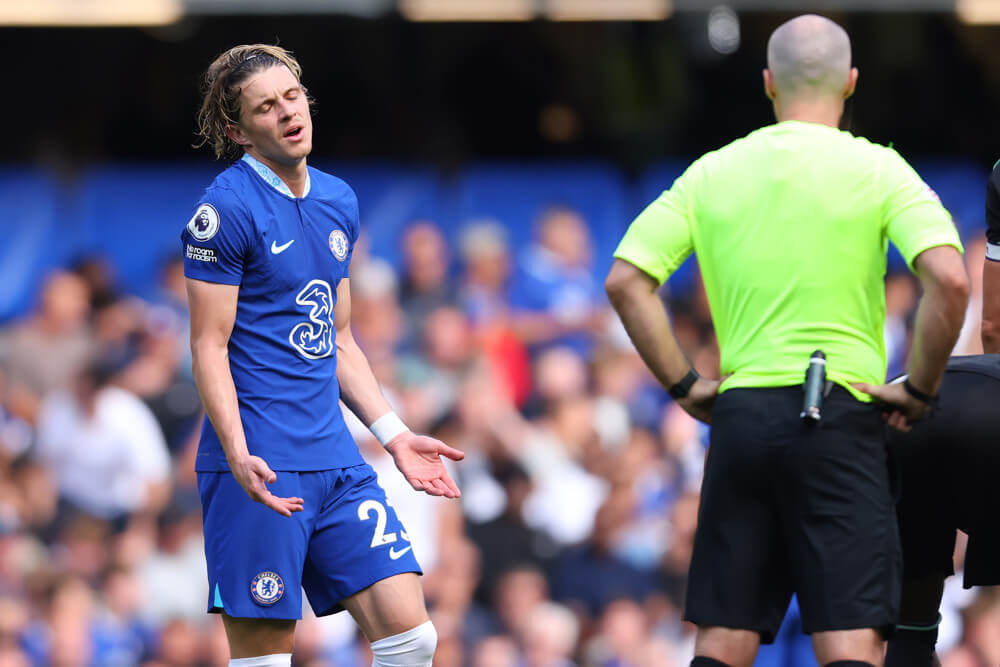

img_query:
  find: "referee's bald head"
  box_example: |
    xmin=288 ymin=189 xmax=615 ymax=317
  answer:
xmin=766 ymin=14 xmax=854 ymax=101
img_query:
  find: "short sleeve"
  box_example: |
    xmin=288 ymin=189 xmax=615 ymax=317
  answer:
xmin=343 ymin=184 xmax=361 ymax=271
xmin=881 ymin=149 xmax=963 ymax=269
xmin=985 ymin=160 xmax=1000 ymax=261
xmin=180 ymin=187 xmax=254 ymax=285
xmin=613 ymin=165 xmax=697 ymax=284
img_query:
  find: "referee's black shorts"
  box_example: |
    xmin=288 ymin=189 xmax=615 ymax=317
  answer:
xmin=684 ymin=385 xmax=901 ymax=643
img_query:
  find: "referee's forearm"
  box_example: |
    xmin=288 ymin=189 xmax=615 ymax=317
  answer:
xmin=907 ymin=255 xmax=970 ymax=394
xmin=606 ymin=264 xmax=691 ymax=388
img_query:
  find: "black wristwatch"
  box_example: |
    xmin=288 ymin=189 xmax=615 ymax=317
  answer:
xmin=903 ymin=378 xmax=938 ymax=406
xmin=669 ymin=369 xmax=700 ymax=399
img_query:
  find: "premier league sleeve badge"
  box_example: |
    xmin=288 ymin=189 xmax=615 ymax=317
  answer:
xmin=250 ymin=571 xmax=285 ymax=606
xmin=187 ymin=203 xmax=221 ymax=241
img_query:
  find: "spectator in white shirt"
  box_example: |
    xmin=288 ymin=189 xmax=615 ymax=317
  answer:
xmin=34 ymin=361 xmax=170 ymax=522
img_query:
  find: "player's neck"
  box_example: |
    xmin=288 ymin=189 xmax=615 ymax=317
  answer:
xmin=773 ymin=99 xmax=844 ymax=128
xmin=248 ymin=151 xmax=309 ymax=197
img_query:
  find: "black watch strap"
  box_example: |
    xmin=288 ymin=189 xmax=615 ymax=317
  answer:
xmin=669 ymin=369 xmax=700 ymax=399
xmin=903 ymin=378 xmax=937 ymax=405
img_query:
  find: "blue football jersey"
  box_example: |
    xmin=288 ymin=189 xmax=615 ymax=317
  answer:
xmin=182 ymin=155 xmax=364 ymax=472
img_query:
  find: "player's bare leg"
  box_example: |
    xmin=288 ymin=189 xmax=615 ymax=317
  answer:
xmin=691 ymin=626 xmax=760 ymax=667
xmin=221 ymin=614 xmax=296 ymax=660
xmin=342 ymin=572 xmax=437 ymax=666
xmin=342 ymin=572 xmax=429 ymax=640
xmin=812 ymin=628 xmax=884 ymax=666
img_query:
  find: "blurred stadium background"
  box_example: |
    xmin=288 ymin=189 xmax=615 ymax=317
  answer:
xmin=1 ymin=1 xmax=999 ymax=665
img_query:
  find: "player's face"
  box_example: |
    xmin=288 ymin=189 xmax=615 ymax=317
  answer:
xmin=232 ymin=65 xmax=313 ymax=167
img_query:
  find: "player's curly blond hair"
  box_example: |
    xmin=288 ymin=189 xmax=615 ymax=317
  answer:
xmin=194 ymin=44 xmax=310 ymax=161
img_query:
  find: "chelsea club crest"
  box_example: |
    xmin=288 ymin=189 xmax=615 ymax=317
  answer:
xmin=328 ymin=229 xmax=349 ymax=261
xmin=250 ymin=571 xmax=285 ymax=606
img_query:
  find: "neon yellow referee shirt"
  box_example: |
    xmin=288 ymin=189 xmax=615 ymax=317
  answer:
xmin=615 ymin=120 xmax=963 ymax=398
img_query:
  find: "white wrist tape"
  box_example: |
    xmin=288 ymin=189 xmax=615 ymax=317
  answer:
xmin=370 ymin=412 xmax=409 ymax=447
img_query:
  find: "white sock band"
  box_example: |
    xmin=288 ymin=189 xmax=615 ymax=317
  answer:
xmin=371 ymin=620 xmax=437 ymax=667
xmin=229 ymin=654 xmax=291 ymax=667
xmin=370 ymin=411 xmax=409 ymax=447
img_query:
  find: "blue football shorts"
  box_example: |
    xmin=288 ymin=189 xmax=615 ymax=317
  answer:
xmin=198 ymin=463 xmax=421 ymax=619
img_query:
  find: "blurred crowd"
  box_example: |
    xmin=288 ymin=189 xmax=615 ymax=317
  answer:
xmin=0 ymin=204 xmax=997 ymax=667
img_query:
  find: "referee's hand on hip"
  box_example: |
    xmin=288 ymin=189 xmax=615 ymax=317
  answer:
xmin=852 ymin=381 xmax=930 ymax=432
xmin=677 ymin=376 xmax=726 ymax=425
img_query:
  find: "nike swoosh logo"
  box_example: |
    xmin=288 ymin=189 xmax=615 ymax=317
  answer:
xmin=271 ymin=239 xmax=294 ymax=254
xmin=388 ymin=545 xmax=413 ymax=560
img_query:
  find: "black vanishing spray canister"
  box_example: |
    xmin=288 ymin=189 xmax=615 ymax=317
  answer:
xmin=800 ymin=350 xmax=826 ymax=422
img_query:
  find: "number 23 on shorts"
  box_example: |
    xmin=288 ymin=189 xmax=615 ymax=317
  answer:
xmin=357 ymin=499 xmax=413 ymax=560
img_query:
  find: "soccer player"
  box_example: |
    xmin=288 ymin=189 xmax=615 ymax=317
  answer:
xmin=884 ymin=355 xmax=1000 ymax=667
xmin=182 ymin=44 xmax=464 ymax=667
xmin=605 ymin=14 xmax=969 ymax=667
xmin=886 ymin=161 xmax=1000 ymax=667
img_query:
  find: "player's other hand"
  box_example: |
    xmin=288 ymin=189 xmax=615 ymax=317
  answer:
xmin=851 ymin=382 xmax=930 ymax=432
xmin=385 ymin=433 xmax=465 ymax=499
xmin=229 ymin=455 xmax=305 ymax=517
xmin=677 ymin=376 xmax=726 ymax=424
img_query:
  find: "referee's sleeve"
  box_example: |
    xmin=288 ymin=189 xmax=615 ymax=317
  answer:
xmin=614 ymin=168 xmax=696 ymax=285
xmin=986 ymin=160 xmax=1000 ymax=261
xmin=881 ymin=149 xmax=963 ymax=270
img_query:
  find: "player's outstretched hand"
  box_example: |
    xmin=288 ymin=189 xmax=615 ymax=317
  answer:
xmin=851 ymin=382 xmax=930 ymax=433
xmin=677 ymin=376 xmax=726 ymax=425
xmin=385 ymin=433 xmax=465 ymax=499
xmin=229 ymin=455 xmax=305 ymax=517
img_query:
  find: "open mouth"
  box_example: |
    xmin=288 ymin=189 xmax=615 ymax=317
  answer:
xmin=284 ymin=126 xmax=303 ymax=139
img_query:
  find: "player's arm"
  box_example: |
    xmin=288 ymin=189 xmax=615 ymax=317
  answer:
xmin=981 ymin=162 xmax=1000 ymax=352
xmin=333 ymin=278 xmax=464 ymax=498
xmin=982 ymin=262 xmax=1000 ymax=352
xmin=186 ymin=278 xmax=303 ymax=516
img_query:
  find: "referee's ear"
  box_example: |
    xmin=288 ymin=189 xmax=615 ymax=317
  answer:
xmin=844 ymin=67 xmax=859 ymax=100
xmin=763 ymin=69 xmax=778 ymax=101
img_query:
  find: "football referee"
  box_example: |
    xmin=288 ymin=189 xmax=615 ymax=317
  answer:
xmin=606 ymin=14 xmax=969 ymax=667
